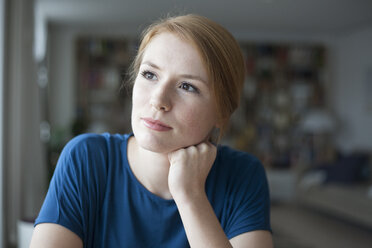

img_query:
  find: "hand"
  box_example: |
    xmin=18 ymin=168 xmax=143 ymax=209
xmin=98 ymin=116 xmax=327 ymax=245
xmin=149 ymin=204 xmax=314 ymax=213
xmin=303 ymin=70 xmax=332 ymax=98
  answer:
xmin=167 ymin=142 xmax=217 ymax=203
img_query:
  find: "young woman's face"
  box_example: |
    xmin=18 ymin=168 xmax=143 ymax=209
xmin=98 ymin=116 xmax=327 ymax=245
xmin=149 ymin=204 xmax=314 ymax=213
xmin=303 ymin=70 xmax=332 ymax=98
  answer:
xmin=131 ymin=32 xmax=219 ymax=153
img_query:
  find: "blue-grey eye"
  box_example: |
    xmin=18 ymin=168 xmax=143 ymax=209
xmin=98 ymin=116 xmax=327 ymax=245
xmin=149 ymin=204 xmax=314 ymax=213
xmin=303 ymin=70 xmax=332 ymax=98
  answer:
xmin=140 ymin=70 xmax=157 ymax=80
xmin=180 ymin=82 xmax=198 ymax=93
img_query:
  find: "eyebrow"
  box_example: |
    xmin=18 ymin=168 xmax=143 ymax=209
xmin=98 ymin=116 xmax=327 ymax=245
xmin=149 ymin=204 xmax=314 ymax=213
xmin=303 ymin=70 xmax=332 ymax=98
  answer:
xmin=141 ymin=61 xmax=208 ymax=85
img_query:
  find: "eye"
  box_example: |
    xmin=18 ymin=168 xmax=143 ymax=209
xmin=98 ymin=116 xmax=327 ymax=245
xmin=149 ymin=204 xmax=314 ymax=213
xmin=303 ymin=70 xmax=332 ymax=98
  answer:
xmin=140 ymin=70 xmax=157 ymax=81
xmin=180 ymin=82 xmax=199 ymax=93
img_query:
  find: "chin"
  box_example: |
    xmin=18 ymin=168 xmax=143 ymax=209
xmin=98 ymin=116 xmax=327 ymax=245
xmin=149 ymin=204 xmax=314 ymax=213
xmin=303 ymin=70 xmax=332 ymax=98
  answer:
xmin=133 ymin=129 xmax=175 ymax=154
xmin=134 ymin=130 xmax=203 ymax=154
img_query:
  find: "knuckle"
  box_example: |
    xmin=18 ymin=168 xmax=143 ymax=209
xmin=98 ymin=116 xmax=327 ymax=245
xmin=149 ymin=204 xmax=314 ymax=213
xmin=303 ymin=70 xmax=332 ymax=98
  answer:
xmin=198 ymin=143 xmax=209 ymax=152
xmin=187 ymin=146 xmax=197 ymax=154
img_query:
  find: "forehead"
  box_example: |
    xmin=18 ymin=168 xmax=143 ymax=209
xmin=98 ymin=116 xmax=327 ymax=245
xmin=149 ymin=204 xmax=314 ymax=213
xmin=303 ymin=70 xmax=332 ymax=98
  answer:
xmin=141 ymin=32 xmax=209 ymax=79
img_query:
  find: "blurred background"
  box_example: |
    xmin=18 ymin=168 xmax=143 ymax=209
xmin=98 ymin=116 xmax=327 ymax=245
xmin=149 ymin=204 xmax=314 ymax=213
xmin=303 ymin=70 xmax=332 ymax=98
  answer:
xmin=1 ymin=0 xmax=372 ymax=247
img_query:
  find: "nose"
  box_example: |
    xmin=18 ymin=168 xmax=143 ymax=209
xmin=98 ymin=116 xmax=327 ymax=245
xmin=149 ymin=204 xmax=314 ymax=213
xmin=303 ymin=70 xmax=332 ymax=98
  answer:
xmin=150 ymin=84 xmax=172 ymax=112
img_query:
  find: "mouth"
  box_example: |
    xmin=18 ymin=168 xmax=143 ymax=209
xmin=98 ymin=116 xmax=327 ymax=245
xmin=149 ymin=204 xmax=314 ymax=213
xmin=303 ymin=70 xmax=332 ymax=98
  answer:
xmin=141 ymin=118 xmax=172 ymax=131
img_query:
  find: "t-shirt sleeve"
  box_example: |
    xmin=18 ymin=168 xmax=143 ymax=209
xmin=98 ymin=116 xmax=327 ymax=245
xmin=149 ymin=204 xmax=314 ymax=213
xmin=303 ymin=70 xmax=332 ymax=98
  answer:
xmin=224 ymin=156 xmax=271 ymax=239
xmin=34 ymin=134 xmax=107 ymax=241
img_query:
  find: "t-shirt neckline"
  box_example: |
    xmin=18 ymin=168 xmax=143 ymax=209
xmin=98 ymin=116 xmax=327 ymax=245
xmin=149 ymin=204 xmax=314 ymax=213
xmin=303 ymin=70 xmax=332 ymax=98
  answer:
xmin=122 ymin=133 xmax=176 ymax=205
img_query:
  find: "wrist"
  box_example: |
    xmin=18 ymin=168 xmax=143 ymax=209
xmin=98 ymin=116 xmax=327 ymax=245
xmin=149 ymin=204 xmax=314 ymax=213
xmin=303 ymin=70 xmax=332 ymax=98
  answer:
xmin=172 ymin=188 xmax=208 ymax=207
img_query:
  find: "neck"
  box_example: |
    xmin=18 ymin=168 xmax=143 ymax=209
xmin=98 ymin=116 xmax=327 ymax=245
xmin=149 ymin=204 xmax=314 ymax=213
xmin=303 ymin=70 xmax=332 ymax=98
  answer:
xmin=127 ymin=136 xmax=173 ymax=199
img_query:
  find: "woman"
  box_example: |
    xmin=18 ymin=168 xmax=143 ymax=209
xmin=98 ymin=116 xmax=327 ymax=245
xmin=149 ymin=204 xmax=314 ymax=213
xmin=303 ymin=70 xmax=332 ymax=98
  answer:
xmin=30 ymin=14 xmax=273 ymax=248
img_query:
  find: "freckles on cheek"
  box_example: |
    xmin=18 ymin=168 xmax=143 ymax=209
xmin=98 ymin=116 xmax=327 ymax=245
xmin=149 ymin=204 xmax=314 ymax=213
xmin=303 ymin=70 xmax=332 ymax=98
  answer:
xmin=178 ymin=111 xmax=194 ymax=125
xmin=178 ymin=108 xmax=205 ymax=129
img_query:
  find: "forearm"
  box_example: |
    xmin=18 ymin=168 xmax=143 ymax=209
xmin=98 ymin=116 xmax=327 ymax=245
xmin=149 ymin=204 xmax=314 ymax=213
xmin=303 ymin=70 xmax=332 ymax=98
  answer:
xmin=175 ymin=193 xmax=232 ymax=248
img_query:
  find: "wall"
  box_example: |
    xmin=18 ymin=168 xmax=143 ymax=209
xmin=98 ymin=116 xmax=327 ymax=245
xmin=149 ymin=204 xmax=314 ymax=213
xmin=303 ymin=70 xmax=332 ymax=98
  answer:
xmin=329 ymin=27 xmax=372 ymax=152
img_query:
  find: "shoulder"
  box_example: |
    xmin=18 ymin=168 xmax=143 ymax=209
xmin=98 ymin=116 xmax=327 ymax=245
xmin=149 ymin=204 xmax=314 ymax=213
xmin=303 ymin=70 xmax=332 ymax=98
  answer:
xmin=50 ymin=133 xmax=131 ymax=196
xmin=212 ymin=145 xmax=268 ymax=190
xmin=216 ymin=145 xmax=264 ymax=175
xmin=61 ymin=133 xmax=129 ymax=158
xmin=55 ymin=133 xmax=130 ymax=178
xmin=217 ymin=145 xmax=260 ymax=163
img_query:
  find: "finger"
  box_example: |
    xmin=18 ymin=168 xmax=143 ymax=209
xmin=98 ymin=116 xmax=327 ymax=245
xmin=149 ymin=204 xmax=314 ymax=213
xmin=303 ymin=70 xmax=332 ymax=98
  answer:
xmin=184 ymin=145 xmax=197 ymax=153
xmin=196 ymin=142 xmax=208 ymax=150
xmin=196 ymin=143 xmax=216 ymax=159
xmin=197 ymin=141 xmax=215 ymax=150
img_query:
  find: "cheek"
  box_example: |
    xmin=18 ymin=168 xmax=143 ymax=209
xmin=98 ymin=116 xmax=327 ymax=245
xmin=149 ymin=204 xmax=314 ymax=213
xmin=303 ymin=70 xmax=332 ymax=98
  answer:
xmin=131 ymin=93 xmax=143 ymax=123
xmin=177 ymin=103 xmax=217 ymax=132
xmin=132 ymin=83 xmax=148 ymax=109
xmin=177 ymin=109 xmax=197 ymax=126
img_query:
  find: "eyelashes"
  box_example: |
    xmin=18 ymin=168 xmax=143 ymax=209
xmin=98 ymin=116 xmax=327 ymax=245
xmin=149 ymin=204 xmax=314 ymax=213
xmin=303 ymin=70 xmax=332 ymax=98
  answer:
xmin=140 ymin=70 xmax=157 ymax=80
xmin=139 ymin=70 xmax=199 ymax=94
xmin=179 ymin=82 xmax=199 ymax=93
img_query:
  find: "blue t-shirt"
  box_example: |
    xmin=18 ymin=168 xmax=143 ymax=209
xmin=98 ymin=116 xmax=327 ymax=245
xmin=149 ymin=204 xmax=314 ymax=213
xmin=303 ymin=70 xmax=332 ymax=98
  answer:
xmin=35 ymin=133 xmax=271 ymax=247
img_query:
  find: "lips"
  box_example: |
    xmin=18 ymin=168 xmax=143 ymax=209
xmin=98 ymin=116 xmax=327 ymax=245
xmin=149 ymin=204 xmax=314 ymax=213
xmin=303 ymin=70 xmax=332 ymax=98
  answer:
xmin=141 ymin=118 xmax=172 ymax=131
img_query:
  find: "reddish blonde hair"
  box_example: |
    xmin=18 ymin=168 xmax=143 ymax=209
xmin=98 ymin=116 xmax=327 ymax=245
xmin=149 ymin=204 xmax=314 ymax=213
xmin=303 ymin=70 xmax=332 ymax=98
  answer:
xmin=128 ymin=14 xmax=245 ymax=139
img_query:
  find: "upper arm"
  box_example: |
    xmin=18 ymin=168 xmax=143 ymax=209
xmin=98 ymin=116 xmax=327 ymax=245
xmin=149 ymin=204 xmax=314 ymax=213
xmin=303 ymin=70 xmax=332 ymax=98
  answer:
xmin=230 ymin=230 xmax=273 ymax=248
xmin=30 ymin=223 xmax=83 ymax=248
